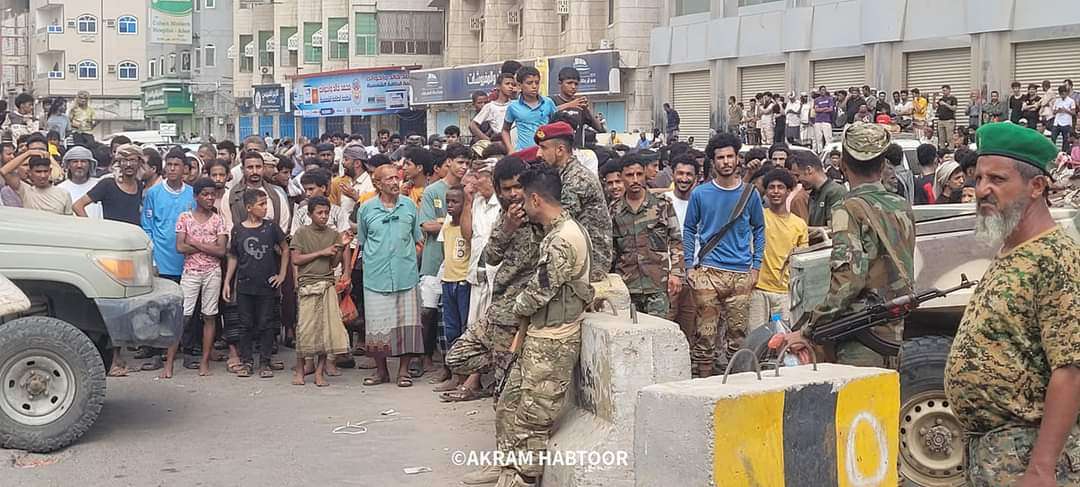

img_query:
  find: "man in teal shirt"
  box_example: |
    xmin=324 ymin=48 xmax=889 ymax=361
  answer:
xmin=357 ymin=164 xmax=425 ymax=387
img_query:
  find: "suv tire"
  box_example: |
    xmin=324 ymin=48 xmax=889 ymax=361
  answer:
xmin=0 ymin=316 xmax=106 ymax=453
xmin=898 ymin=335 xmax=966 ymax=487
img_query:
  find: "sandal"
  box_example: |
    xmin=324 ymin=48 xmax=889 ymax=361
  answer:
xmin=397 ymin=376 xmax=413 ymax=388
xmin=363 ymin=375 xmax=389 ymax=386
xmin=259 ymin=367 xmax=274 ymax=379
xmin=439 ymin=386 xmax=490 ymax=403
xmin=236 ymin=365 xmax=252 ymax=378
xmin=183 ymin=356 xmax=200 ymax=370
xmin=227 ymin=362 xmax=245 ymax=374
xmin=107 ymin=365 xmax=129 ymax=377
xmin=140 ymin=356 xmax=163 ymax=371
xmin=269 ymin=360 xmax=285 ymax=371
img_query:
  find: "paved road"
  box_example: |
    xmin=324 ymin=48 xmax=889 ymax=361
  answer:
xmin=4 ymin=359 xmax=496 ymax=486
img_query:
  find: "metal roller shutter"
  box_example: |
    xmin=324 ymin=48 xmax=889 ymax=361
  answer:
xmin=671 ymin=70 xmax=711 ymax=147
xmin=1014 ymin=38 xmax=1080 ymax=89
xmin=811 ymin=57 xmax=865 ymax=92
xmin=739 ymin=63 xmax=786 ymax=105
xmin=905 ymin=48 xmax=972 ymax=113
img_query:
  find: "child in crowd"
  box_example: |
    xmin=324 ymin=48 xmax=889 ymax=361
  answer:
xmin=223 ymin=189 xmax=289 ymax=378
xmin=162 ymin=178 xmax=228 ymax=379
xmin=432 ymin=185 xmax=473 ymax=393
xmin=289 ymin=196 xmax=353 ymax=387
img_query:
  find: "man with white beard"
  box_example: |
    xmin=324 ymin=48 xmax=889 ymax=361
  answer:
xmin=944 ymin=122 xmax=1080 ymax=487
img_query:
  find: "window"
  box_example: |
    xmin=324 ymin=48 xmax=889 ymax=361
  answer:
xmin=195 ymin=48 xmax=201 ymax=69
xmin=118 ymin=15 xmax=136 ymax=34
xmin=328 ymin=17 xmax=348 ymax=60
xmin=738 ymin=0 xmax=781 ymax=6
xmin=204 ymin=44 xmax=216 ymax=67
xmin=608 ymin=0 xmax=615 ymax=25
xmin=180 ymin=51 xmax=191 ymax=71
xmin=239 ymin=34 xmax=253 ymax=72
xmin=560 ymin=14 xmax=567 ymax=33
xmin=377 ymin=11 xmax=443 ymax=55
xmin=149 ymin=59 xmax=157 ymax=78
xmin=77 ymin=60 xmax=98 ymax=79
xmin=519 ymin=9 xmax=526 ymax=39
xmin=205 ymin=0 xmax=216 ymax=8
xmin=354 ymin=13 xmax=376 ymax=56
xmin=169 ymin=53 xmax=177 ymax=73
xmin=118 ymin=61 xmax=137 ymax=80
xmin=280 ymin=27 xmax=298 ymax=66
xmin=77 ymin=14 xmax=97 ymax=34
xmin=303 ymin=22 xmax=322 ymax=65
xmin=674 ymin=0 xmax=709 ymax=15
xmin=258 ymin=30 xmax=274 ymax=67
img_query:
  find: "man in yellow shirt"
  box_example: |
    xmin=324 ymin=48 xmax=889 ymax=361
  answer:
xmin=749 ymin=169 xmax=808 ymax=329
xmin=912 ymin=88 xmax=930 ymax=134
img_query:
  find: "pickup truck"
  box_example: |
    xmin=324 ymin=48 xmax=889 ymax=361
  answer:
xmin=0 ymin=207 xmax=183 ymax=452
xmin=783 ymin=204 xmax=1080 ymax=486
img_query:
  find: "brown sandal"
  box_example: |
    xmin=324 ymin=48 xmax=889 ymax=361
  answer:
xmin=439 ymin=386 xmax=490 ymax=402
xmin=236 ymin=365 xmax=252 ymax=378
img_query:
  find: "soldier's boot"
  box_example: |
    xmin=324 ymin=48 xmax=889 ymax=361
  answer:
xmin=494 ymin=469 xmax=537 ymax=487
xmin=461 ymin=465 xmax=501 ymax=485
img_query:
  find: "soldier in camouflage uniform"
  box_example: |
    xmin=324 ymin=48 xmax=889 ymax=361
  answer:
xmin=944 ymin=122 xmax=1080 ymax=486
xmin=534 ymin=121 xmax=613 ymax=283
xmin=784 ymin=123 xmax=915 ymax=366
xmin=609 ymin=154 xmax=684 ymax=316
xmin=495 ymin=165 xmax=594 ymax=487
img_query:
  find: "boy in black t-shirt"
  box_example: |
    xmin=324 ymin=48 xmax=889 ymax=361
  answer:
xmin=223 ymin=189 xmax=289 ymax=378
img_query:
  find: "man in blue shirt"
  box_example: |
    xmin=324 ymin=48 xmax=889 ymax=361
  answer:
xmin=142 ymin=148 xmax=195 ymax=281
xmin=683 ymin=132 xmax=765 ymax=378
xmin=502 ymin=66 xmax=556 ymax=151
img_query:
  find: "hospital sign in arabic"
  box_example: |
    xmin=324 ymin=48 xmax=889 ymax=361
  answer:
xmin=292 ymin=69 xmax=412 ymax=118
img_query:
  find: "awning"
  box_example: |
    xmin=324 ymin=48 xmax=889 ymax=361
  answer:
xmin=243 ymin=41 xmax=254 ymax=57
xmin=265 ymin=36 xmax=275 ymax=53
xmin=337 ymin=24 xmax=349 ymax=43
xmin=287 ymin=32 xmax=299 ymax=51
xmin=226 ymin=44 xmax=236 ymax=59
xmin=311 ymin=29 xmax=323 ymax=48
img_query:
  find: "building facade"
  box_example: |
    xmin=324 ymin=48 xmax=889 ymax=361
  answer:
xmin=0 ymin=6 xmax=30 ymax=102
xmin=427 ymin=0 xmax=660 ymax=136
xmin=27 ymin=0 xmax=147 ymax=139
xmin=650 ymin=0 xmax=1080 ymax=145
xmin=232 ymin=0 xmax=444 ymax=143
xmin=141 ymin=0 xmax=234 ymax=142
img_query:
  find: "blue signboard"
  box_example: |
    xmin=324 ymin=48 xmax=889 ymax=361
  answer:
xmin=410 ymin=60 xmax=539 ymax=105
xmin=253 ymin=84 xmax=287 ymax=113
xmin=291 ymin=68 xmax=411 ymax=118
xmin=545 ymin=51 xmax=619 ymax=96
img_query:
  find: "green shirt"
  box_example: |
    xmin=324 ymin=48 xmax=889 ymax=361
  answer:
xmin=290 ymin=224 xmax=339 ymax=287
xmin=357 ymin=196 xmax=422 ymax=293
xmin=807 ymin=179 xmax=847 ymax=227
xmin=418 ymin=179 xmax=448 ymax=277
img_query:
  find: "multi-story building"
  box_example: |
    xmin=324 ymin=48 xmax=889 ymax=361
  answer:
xmin=421 ymin=0 xmax=660 ymax=137
xmin=27 ymin=0 xmax=147 ymax=139
xmin=0 ymin=5 xmax=30 ymax=101
xmin=650 ymin=0 xmax=1080 ymax=145
xmin=232 ymin=0 xmax=444 ymax=143
xmin=142 ymin=0 xmax=235 ymax=142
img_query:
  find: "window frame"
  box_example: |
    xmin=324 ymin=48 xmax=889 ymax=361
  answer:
xmin=354 ymin=13 xmax=377 ymax=56
xmin=149 ymin=59 xmax=157 ymax=78
xmin=169 ymin=53 xmax=177 ymax=73
xmin=194 ymin=47 xmax=202 ymax=69
xmin=76 ymin=14 xmax=97 ymax=34
xmin=327 ymin=17 xmax=348 ymax=60
xmin=117 ymin=15 xmax=137 ymax=35
xmin=204 ymin=43 xmax=216 ymax=67
xmin=118 ymin=61 xmax=138 ymax=80
xmin=205 ymin=0 xmax=216 ymax=9
xmin=77 ymin=60 xmax=98 ymax=80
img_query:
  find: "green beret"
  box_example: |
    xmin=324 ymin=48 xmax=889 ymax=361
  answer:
xmin=975 ymin=122 xmax=1058 ymax=174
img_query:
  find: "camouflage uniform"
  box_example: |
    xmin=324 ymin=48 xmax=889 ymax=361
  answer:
xmin=496 ymin=210 xmax=593 ymax=485
xmin=445 ymin=214 xmax=545 ymax=391
xmin=558 ymin=156 xmax=613 ymax=282
xmin=610 ymin=191 xmax=684 ymax=316
xmin=804 ymin=181 xmax=915 ymax=366
xmin=944 ymin=228 xmax=1080 ymax=485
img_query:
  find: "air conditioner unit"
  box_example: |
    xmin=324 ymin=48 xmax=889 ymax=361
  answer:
xmin=507 ymin=10 xmax=520 ymax=26
xmin=107 ymin=64 xmax=116 ymax=73
xmin=556 ymin=0 xmax=570 ymax=15
xmin=67 ymin=64 xmax=76 ymax=73
xmin=66 ymin=20 xmax=76 ymax=28
xmin=47 ymin=71 xmax=63 ymax=79
xmin=469 ymin=17 xmax=482 ymax=32
xmin=105 ymin=19 xmax=116 ymax=28
xmin=599 ymin=38 xmax=613 ymax=49
xmin=260 ymin=66 xmax=273 ymax=75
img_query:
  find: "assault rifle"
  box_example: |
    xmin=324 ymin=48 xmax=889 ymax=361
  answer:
xmin=804 ymin=274 xmax=978 ymax=346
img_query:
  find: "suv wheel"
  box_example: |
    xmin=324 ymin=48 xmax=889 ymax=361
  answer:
xmin=0 ymin=316 xmax=106 ymax=453
xmin=898 ymin=335 xmax=966 ymax=486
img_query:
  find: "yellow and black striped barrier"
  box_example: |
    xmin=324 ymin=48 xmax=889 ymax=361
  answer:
xmin=636 ymin=363 xmax=899 ymax=487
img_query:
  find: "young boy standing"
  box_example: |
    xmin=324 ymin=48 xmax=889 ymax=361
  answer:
xmin=502 ymin=67 xmax=556 ymax=151
xmin=432 ymin=185 xmax=472 ymax=393
xmin=162 ymin=178 xmax=228 ymax=379
xmin=749 ymin=169 xmax=808 ymax=329
xmin=223 ymin=189 xmax=289 ymax=378
xmin=290 ymin=195 xmax=353 ymax=387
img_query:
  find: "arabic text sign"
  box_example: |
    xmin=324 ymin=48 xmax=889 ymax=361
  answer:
xmin=292 ymin=69 xmax=411 ymax=117
xmin=149 ymin=0 xmax=193 ymax=45
xmin=253 ymin=85 xmax=287 ymax=113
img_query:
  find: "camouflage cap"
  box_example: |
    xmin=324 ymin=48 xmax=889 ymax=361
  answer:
xmin=975 ymin=121 xmax=1057 ymax=175
xmin=842 ymin=122 xmax=891 ymax=162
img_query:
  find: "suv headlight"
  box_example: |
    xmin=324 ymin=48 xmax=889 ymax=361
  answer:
xmin=93 ymin=250 xmax=153 ymax=287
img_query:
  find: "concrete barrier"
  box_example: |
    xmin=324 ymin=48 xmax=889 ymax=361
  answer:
xmin=543 ymin=306 xmax=690 ymax=486
xmin=635 ymin=364 xmax=900 ymax=487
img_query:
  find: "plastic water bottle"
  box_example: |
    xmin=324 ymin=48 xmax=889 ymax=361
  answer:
xmin=771 ymin=313 xmax=801 ymax=367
